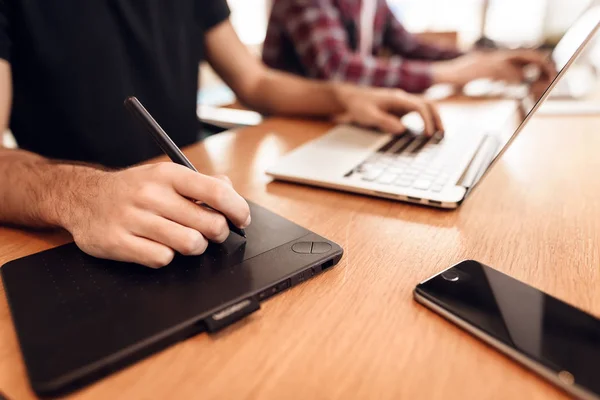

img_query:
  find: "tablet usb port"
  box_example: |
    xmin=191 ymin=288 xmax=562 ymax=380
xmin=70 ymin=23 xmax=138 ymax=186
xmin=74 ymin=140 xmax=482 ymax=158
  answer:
xmin=276 ymin=279 xmax=291 ymax=291
xmin=321 ymin=260 xmax=335 ymax=271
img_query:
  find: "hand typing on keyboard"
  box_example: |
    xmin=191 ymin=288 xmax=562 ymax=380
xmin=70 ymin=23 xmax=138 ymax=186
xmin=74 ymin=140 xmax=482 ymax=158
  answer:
xmin=332 ymin=85 xmax=445 ymax=137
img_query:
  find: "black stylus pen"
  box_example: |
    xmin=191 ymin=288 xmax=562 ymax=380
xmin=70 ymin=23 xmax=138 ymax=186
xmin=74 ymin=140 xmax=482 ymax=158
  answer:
xmin=124 ymin=96 xmax=246 ymax=238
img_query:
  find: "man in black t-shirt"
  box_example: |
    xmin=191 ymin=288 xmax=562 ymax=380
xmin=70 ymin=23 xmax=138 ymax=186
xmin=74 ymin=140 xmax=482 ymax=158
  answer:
xmin=0 ymin=0 xmax=444 ymax=268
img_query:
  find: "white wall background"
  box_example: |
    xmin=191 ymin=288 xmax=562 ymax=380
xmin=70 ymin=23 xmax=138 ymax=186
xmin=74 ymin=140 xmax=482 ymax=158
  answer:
xmin=228 ymin=0 xmax=269 ymax=46
xmin=389 ymin=0 xmax=593 ymax=47
xmin=228 ymin=0 xmax=594 ymax=48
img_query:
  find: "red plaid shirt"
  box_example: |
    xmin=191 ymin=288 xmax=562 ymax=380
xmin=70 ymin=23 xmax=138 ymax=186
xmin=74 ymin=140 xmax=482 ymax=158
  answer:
xmin=262 ymin=0 xmax=463 ymax=93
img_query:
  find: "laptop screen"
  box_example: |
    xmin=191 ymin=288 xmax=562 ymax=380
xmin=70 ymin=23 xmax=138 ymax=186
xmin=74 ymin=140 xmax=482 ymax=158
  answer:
xmin=471 ymin=5 xmax=600 ymax=189
xmin=552 ymin=6 xmax=600 ymax=71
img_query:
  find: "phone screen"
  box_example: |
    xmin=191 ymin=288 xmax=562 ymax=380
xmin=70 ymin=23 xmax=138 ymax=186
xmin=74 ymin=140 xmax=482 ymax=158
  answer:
xmin=415 ymin=260 xmax=600 ymax=397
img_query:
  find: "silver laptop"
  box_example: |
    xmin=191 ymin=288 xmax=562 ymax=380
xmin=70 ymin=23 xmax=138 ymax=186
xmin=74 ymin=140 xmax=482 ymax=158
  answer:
xmin=267 ymin=7 xmax=600 ymax=209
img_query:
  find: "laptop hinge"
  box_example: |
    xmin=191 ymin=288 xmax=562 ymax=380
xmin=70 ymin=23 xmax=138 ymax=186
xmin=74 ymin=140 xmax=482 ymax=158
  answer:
xmin=458 ymin=134 xmax=501 ymax=190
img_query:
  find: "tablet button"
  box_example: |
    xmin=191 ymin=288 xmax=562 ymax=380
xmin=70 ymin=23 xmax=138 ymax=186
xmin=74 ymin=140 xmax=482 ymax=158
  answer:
xmin=311 ymin=242 xmax=332 ymax=254
xmin=292 ymin=242 xmax=312 ymax=254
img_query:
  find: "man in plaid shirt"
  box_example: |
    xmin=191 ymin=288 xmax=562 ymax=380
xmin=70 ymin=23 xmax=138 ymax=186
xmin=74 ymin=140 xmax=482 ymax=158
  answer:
xmin=263 ymin=0 xmax=554 ymax=93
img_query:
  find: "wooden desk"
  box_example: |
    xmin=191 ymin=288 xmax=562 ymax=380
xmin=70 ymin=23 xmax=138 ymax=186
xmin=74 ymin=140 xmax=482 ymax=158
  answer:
xmin=2 ymin=108 xmax=600 ymax=399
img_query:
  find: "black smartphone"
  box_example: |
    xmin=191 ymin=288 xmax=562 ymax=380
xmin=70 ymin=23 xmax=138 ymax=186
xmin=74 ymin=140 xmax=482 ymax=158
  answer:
xmin=414 ymin=260 xmax=600 ymax=400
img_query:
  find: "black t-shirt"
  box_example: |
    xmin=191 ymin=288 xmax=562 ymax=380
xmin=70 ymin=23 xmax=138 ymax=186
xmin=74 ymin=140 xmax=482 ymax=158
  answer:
xmin=0 ymin=0 xmax=230 ymax=167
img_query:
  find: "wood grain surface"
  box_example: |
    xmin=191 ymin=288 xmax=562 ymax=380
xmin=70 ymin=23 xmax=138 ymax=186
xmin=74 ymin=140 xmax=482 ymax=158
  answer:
xmin=1 ymin=103 xmax=599 ymax=399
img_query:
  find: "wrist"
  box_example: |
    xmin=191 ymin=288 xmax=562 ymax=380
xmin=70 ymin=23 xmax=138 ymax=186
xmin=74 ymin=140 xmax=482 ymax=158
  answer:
xmin=431 ymin=61 xmax=459 ymax=85
xmin=39 ymin=164 xmax=108 ymax=231
xmin=329 ymin=82 xmax=357 ymax=114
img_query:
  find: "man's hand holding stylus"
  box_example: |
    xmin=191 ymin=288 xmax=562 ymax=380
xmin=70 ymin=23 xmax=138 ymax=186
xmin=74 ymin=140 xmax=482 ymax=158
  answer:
xmin=59 ymin=163 xmax=251 ymax=268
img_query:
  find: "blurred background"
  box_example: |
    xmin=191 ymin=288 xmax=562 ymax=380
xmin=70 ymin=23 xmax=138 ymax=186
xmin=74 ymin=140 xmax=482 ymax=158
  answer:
xmin=227 ymin=0 xmax=594 ymax=49
xmin=3 ymin=0 xmax=599 ymax=147
xmin=198 ymin=0 xmax=598 ymax=105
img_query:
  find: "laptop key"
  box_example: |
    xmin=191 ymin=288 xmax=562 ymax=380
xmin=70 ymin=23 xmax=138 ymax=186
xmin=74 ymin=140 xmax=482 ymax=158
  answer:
xmin=432 ymin=184 xmax=445 ymax=192
xmin=376 ymin=135 xmax=404 ymax=153
xmin=388 ymin=167 xmax=406 ymax=175
xmin=394 ymin=161 xmax=411 ymax=170
xmin=396 ymin=155 xmax=413 ymax=162
xmin=361 ymin=169 xmax=384 ymax=181
xmin=410 ymin=136 xmax=430 ymax=153
xmin=431 ymin=132 xmax=444 ymax=143
xmin=376 ymin=173 xmax=398 ymax=185
xmin=400 ymin=172 xmax=417 ymax=179
xmin=413 ymin=179 xmax=432 ymax=190
xmin=395 ymin=178 xmax=414 ymax=187
xmin=394 ymin=134 xmax=417 ymax=154
xmin=413 ymin=162 xmax=428 ymax=170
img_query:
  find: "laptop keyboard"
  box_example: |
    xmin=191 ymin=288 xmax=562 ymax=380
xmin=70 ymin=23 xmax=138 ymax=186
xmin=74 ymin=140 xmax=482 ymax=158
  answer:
xmin=345 ymin=132 xmax=458 ymax=193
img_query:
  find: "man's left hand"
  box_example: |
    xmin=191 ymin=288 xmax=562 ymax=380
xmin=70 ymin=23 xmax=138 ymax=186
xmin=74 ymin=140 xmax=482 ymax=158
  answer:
xmin=332 ymin=84 xmax=445 ymax=136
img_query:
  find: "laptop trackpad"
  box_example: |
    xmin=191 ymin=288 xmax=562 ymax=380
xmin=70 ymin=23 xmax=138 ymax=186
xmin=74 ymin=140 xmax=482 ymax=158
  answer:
xmin=268 ymin=125 xmax=391 ymax=178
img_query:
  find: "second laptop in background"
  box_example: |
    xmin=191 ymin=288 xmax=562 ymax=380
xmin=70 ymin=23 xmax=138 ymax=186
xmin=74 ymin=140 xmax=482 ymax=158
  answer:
xmin=267 ymin=7 xmax=600 ymax=209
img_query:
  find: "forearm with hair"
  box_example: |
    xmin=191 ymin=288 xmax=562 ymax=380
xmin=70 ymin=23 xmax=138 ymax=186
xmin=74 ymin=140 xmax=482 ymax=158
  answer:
xmin=0 ymin=148 xmax=106 ymax=229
